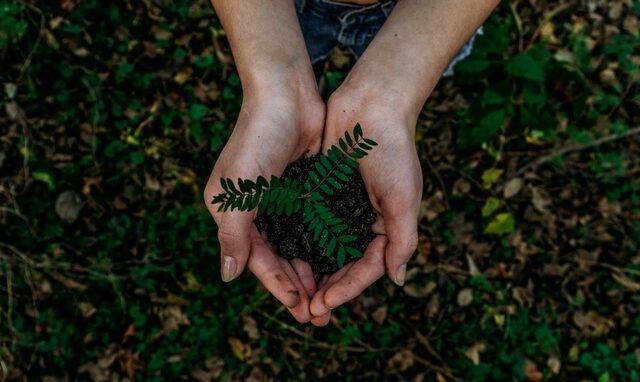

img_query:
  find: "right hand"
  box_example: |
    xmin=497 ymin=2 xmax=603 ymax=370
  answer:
xmin=204 ymin=89 xmax=331 ymax=325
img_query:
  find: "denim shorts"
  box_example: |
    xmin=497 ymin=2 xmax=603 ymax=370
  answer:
xmin=295 ymin=0 xmax=482 ymax=77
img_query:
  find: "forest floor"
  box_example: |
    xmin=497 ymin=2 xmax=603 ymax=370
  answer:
xmin=1 ymin=0 xmax=639 ymax=380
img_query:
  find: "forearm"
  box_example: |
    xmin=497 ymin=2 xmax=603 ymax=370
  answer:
xmin=342 ymin=0 xmax=499 ymax=118
xmin=211 ymin=0 xmax=317 ymax=97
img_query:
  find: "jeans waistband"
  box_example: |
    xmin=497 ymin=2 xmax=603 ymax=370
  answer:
xmin=296 ymin=0 xmax=396 ymax=17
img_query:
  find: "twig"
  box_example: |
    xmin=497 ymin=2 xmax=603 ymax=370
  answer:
xmin=525 ymin=0 xmax=578 ymax=51
xmin=514 ymin=126 xmax=640 ymax=177
xmin=15 ymin=0 xmax=45 ymax=82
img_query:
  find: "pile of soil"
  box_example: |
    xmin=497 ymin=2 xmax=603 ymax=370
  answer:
xmin=255 ymin=156 xmax=376 ymax=274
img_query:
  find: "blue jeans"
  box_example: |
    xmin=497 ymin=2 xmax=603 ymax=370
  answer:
xmin=295 ymin=0 xmax=481 ymax=77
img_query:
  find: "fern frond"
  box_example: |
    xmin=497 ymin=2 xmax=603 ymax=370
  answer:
xmin=303 ymin=200 xmax=363 ymax=268
xmin=211 ymin=175 xmax=303 ymax=216
xmin=303 ymin=124 xmax=377 ymax=199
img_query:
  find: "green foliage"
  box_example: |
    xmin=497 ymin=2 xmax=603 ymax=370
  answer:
xmin=212 ymin=124 xmax=376 ymax=267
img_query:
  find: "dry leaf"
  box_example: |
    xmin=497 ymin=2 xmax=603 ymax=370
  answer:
xmin=372 ymin=305 xmax=387 ymax=324
xmin=611 ymin=271 xmax=640 ymax=291
xmin=503 ymin=177 xmax=524 ymax=199
xmin=464 ymin=342 xmax=485 ymax=365
xmin=456 ymin=288 xmax=473 ymax=307
xmin=387 ymin=350 xmax=415 ymax=372
xmin=524 ymin=359 xmax=543 ymax=382
xmin=531 ymin=187 xmax=551 ymax=213
xmin=547 ymin=356 xmax=561 ymax=375
xmin=228 ymin=337 xmax=251 ymax=361
xmin=242 ymin=315 xmax=259 ymax=340
xmin=55 ymin=190 xmax=83 ymax=223
xmin=404 ymin=281 xmax=437 ymax=298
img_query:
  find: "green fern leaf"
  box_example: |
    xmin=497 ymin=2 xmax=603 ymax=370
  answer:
xmin=337 ymin=247 xmax=346 ymax=267
xmin=357 ymin=142 xmax=372 ymax=151
xmin=327 ymin=177 xmax=342 ymax=190
xmin=313 ymin=223 xmax=323 ymax=241
xmin=331 ymin=224 xmax=348 ymax=233
xmin=364 ymin=138 xmax=378 ymax=146
xmin=354 ymin=123 xmax=363 ymax=139
xmin=314 ymin=161 xmax=327 ymax=177
xmin=309 ymin=171 xmax=320 ymax=185
xmin=344 ymin=130 xmax=353 ymax=146
xmin=320 ymin=184 xmax=333 ymax=196
xmin=339 ymin=138 xmax=348 ymax=152
xmin=349 ymin=148 xmax=367 ymax=159
xmin=334 ymin=170 xmax=349 ymax=182
xmin=320 ymin=155 xmax=332 ymax=171
xmin=318 ymin=230 xmax=329 ymax=247
xmin=339 ymin=235 xmax=357 ymax=243
xmin=326 ymin=238 xmax=337 ymax=257
xmin=346 ymin=247 xmax=363 ymax=258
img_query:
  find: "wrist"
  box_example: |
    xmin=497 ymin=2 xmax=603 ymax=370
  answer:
xmin=330 ymin=75 xmax=420 ymax=134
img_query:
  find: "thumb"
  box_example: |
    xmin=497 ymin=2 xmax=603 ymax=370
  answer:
xmin=383 ymin=205 xmax=419 ymax=287
xmin=216 ymin=212 xmax=253 ymax=282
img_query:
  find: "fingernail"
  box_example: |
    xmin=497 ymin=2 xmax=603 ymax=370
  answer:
xmin=395 ymin=264 xmax=407 ymax=286
xmin=221 ymin=256 xmax=237 ymax=282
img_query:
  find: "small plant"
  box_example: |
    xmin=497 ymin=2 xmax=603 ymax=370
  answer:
xmin=211 ymin=123 xmax=377 ymax=267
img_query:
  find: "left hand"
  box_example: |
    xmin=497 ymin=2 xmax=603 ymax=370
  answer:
xmin=308 ymin=81 xmax=422 ymax=323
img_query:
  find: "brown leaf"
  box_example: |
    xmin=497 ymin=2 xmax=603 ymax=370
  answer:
xmin=387 ymin=350 xmax=415 ymax=372
xmin=611 ymin=271 xmax=640 ymax=291
xmin=503 ymin=177 xmax=524 ymax=199
xmin=524 ymin=359 xmax=543 ymax=382
xmin=464 ymin=342 xmax=485 ymax=365
xmin=456 ymin=288 xmax=473 ymax=307
xmin=228 ymin=337 xmax=251 ymax=361
xmin=404 ymin=281 xmax=437 ymax=298
xmin=242 ymin=315 xmax=260 ymax=340
xmin=372 ymin=305 xmax=387 ymax=324
xmin=55 ymin=190 xmax=83 ymax=223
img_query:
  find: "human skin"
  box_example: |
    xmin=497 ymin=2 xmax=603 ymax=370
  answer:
xmin=308 ymin=0 xmax=501 ymax=322
xmin=204 ymin=0 xmax=330 ymax=325
xmin=205 ymin=0 xmax=499 ymax=326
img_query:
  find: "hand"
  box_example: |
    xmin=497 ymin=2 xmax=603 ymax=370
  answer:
xmin=204 ymin=89 xmax=332 ymax=325
xmin=309 ymin=85 xmax=422 ymax=322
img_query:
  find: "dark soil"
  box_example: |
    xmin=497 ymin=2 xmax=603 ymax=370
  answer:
xmin=255 ymin=156 xmax=376 ymax=274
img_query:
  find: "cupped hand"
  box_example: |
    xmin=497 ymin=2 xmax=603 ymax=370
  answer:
xmin=309 ymin=88 xmax=422 ymax=321
xmin=204 ymin=91 xmax=330 ymax=325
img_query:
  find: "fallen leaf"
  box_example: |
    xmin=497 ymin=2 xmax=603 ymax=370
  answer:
xmin=503 ymin=177 xmax=524 ymax=199
xmin=228 ymin=337 xmax=251 ymax=361
xmin=484 ymin=213 xmax=515 ymax=235
xmin=466 ymin=254 xmax=481 ymax=276
xmin=547 ymin=356 xmax=561 ymax=375
xmin=242 ymin=315 xmax=259 ymax=340
xmin=372 ymin=305 xmax=387 ymax=324
xmin=387 ymin=350 xmax=415 ymax=372
xmin=531 ymin=187 xmax=551 ymax=213
xmin=611 ymin=271 xmax=640 ymax=291
xmin=55 ymin=190 xmax=83 ymax=223
xmin=524 ymin=359 xmax=543 ymax=382
xmin=404 ymin=281 xmax=437 ymax=298
xmin=482 ymin=168 xmax=503 ymax=189
xmin=464 ymin=342 xmax=485 ymax=365
xmin=457 ymin=288 xmax=473 ymax=307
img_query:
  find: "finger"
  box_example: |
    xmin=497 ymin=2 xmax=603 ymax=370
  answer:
xmin=215 ymin=212 xmax=253 ymax=282
xmin=322 ymin=235 xmax=387 ymax=309
xmin=311 ymin=312 xmax=332 ymax=327
xmin=291 ymin=259 xmax=317 ymax=297
xmin=279 ymin=257 xmax=312 ymax=324
xmin=248 ymin=227 xmax=301 ymax=309
xmin=382 ymin=204 xmax=419 ymax=287
xmin=310 ymin=263 xmax=355 ymax=317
